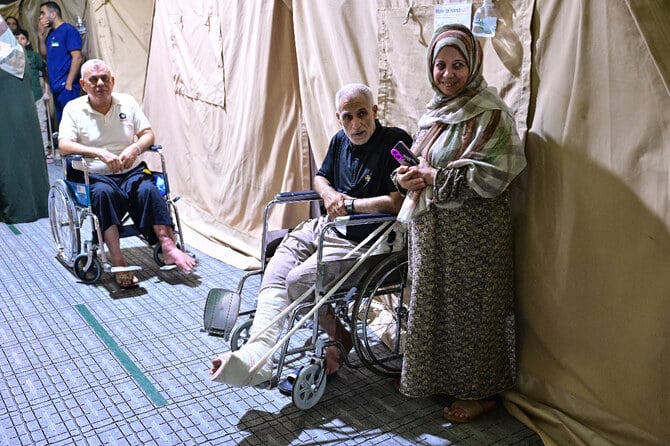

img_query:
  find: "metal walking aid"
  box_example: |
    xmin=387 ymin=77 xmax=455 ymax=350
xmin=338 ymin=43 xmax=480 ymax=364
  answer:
xmin=44 ymin=95 xmax=55 ymax=160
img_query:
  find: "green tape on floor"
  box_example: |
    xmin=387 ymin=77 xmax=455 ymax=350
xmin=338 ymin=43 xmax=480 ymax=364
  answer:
xmin=7 ymin=224 xmax=21 ymax=235
xmin=75 ymin=304 xmax=168 ymax=407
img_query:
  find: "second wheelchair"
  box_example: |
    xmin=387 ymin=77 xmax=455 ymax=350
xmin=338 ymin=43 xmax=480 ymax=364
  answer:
xmin=47 ymin=145 xmax=188 ymax=284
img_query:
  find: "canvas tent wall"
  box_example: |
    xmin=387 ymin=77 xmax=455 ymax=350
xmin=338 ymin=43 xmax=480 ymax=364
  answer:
xmin=2 ymin=0 xmax=668 ymax=444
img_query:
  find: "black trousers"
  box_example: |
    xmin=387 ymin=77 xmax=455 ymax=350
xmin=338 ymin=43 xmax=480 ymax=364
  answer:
xmin=88 ymin=163 xmax=172 ymax=245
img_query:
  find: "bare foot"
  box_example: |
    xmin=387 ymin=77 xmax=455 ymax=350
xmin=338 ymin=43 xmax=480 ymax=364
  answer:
xmin=210 ymin=357 xmax=222 ymax=374
xmin=444 ymin=399 xmax=496 ymax=423
xmin=162 ymin=245 xmax=197 ymax=272
xmin=324 ymin=324 xmax=353 ymax=375
xmin=324 ymin=346 xmax=342 ymax=375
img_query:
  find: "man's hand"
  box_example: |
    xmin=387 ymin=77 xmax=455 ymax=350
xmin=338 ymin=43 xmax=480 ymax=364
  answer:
xmin=119 ymin=145 xmax=140 ymax=170
xmin=98 ymin=148 xmax=125 ymax=173
xmin=38 ymin=18 xmax=49 ymax=37
xmin=321 ymin=188 xmax=350 ymax=220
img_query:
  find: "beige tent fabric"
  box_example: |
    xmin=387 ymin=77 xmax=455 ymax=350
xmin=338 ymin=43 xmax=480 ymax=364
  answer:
xmin=143 ymin=1 xmax=311 ymax=267
xmin=508 ymin=0 xmax=670 ymax=444
xmin=291 ymin=0 xmax=380 ymax=163
xmin=85 ymin=0 xmax=154 ymax=102
xmin=375 ymin=0 xmax=533 ymax=143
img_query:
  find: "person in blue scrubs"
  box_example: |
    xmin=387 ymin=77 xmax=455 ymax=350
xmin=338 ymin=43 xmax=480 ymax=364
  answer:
xmin=37 ymin=1 xmax=83 ymax=122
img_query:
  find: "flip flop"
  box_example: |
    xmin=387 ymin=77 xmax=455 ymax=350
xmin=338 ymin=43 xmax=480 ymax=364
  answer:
xmin=277 ymin=367 xmax=337 ymax=397
xmin=443 ymin=399 xmax=496 ymax=423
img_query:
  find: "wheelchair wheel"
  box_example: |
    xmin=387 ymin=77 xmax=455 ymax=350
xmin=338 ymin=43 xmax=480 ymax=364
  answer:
xmin=73 ymin=253 xmax=103 ymax=284
xmin=292 ymin=363 xmax=327 ymax=410
xmin=48 ymin=180 xmax=81 ymax=267
xmin=351 ymin=250 xmax=408 ymax=377
xmin=230 ymin=319 xmax=253 ymax=351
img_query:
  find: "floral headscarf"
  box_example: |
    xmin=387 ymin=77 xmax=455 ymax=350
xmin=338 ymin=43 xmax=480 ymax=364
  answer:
xmin=396 ymin=24 xmax=527 ymax=222
xmin=427 ymin=23 xmax=484 ymax=105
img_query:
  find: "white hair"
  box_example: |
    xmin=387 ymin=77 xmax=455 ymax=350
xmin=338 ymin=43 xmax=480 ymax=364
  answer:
xmin=335 ymin=83 xmax=374 ymax=112
xmin=81 ymin=59 xmax=113 ymax=78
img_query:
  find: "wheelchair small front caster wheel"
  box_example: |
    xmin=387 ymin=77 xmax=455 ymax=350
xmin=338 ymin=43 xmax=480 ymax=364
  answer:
xmin=230 ymin=319 xmax=253 ymax=351
xmin=292 ymin=363 xmax=327 ymax=410
xmin=73 ymin=254 xmax=102 ymax=284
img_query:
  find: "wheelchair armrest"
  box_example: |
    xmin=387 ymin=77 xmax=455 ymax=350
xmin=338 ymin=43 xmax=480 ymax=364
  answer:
xmin=64 ymin=154 xmax=87 ymax=172
xmin=333 ymin=213 xmax=397 ymax=226
xmin=274 ymin=190 xmax=321 ymax=202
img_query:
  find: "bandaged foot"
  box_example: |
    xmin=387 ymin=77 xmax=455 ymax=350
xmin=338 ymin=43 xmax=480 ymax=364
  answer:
xmin=210 ymin=287 xmax=287 ymax=387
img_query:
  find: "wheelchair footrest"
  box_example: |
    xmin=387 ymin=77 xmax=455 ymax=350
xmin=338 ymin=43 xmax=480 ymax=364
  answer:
xmin=203 ymin=288 xmax=241 ymax=340
xmin=109 ymin=265 xmax=143 ymax=273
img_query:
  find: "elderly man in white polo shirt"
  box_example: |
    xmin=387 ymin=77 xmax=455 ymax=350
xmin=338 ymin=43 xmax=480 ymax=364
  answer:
xmin=58 ymin=59 xmax=196 ymax=288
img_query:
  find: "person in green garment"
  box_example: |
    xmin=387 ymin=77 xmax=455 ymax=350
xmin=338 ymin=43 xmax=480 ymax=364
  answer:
xmin=0 ymin=14 xmax=50 ymax=223
xmin=15 ymin=28 xmax=52 ymax=162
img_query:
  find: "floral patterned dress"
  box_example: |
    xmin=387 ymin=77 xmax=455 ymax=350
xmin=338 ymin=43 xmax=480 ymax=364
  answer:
xmin=399 ymin=181 xmax=516 ymax=399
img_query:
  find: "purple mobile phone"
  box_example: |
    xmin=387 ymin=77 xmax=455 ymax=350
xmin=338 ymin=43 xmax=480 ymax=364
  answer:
xmin=390 ymin=141 xmax=419 ymax=166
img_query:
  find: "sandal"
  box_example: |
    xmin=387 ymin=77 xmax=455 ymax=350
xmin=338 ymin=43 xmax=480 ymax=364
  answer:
xmin=115 ymin=271 xmax=139 ymax=289
xmin=443 ymin=399 xmax=496 ymax=423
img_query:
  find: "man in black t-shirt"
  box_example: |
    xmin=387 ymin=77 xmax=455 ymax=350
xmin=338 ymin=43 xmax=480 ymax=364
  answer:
xmin=210 ymin=83 xmax=412 ymax=388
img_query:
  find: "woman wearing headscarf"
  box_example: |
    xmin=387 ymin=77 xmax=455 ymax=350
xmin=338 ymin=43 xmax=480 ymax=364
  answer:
xmin=394 ymin=24 xmax=527 ymax=423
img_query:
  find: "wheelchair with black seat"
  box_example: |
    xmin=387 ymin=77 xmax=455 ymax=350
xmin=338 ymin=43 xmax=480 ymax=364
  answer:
xmin=203 ymin=190 xmax=409 ymax=409
xmin=47 ymin=145 xmax=187 ymax=283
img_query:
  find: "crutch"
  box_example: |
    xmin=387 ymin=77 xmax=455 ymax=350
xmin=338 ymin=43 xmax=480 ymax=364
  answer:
xmin=44 ymin=96 xmax=55 ymax=159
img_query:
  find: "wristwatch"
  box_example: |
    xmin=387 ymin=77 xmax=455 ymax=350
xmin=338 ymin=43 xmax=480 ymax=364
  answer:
xmin=345 ymin=199 xmax=355 ymax=215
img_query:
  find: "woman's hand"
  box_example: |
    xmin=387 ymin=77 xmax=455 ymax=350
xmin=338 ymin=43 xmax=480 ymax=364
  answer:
xmin=397 ymin=157 xmax=436 ymax=192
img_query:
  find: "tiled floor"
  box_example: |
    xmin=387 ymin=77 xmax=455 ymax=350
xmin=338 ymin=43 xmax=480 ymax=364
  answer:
xmin=0 ymin=159 xmax=543 ymax=445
